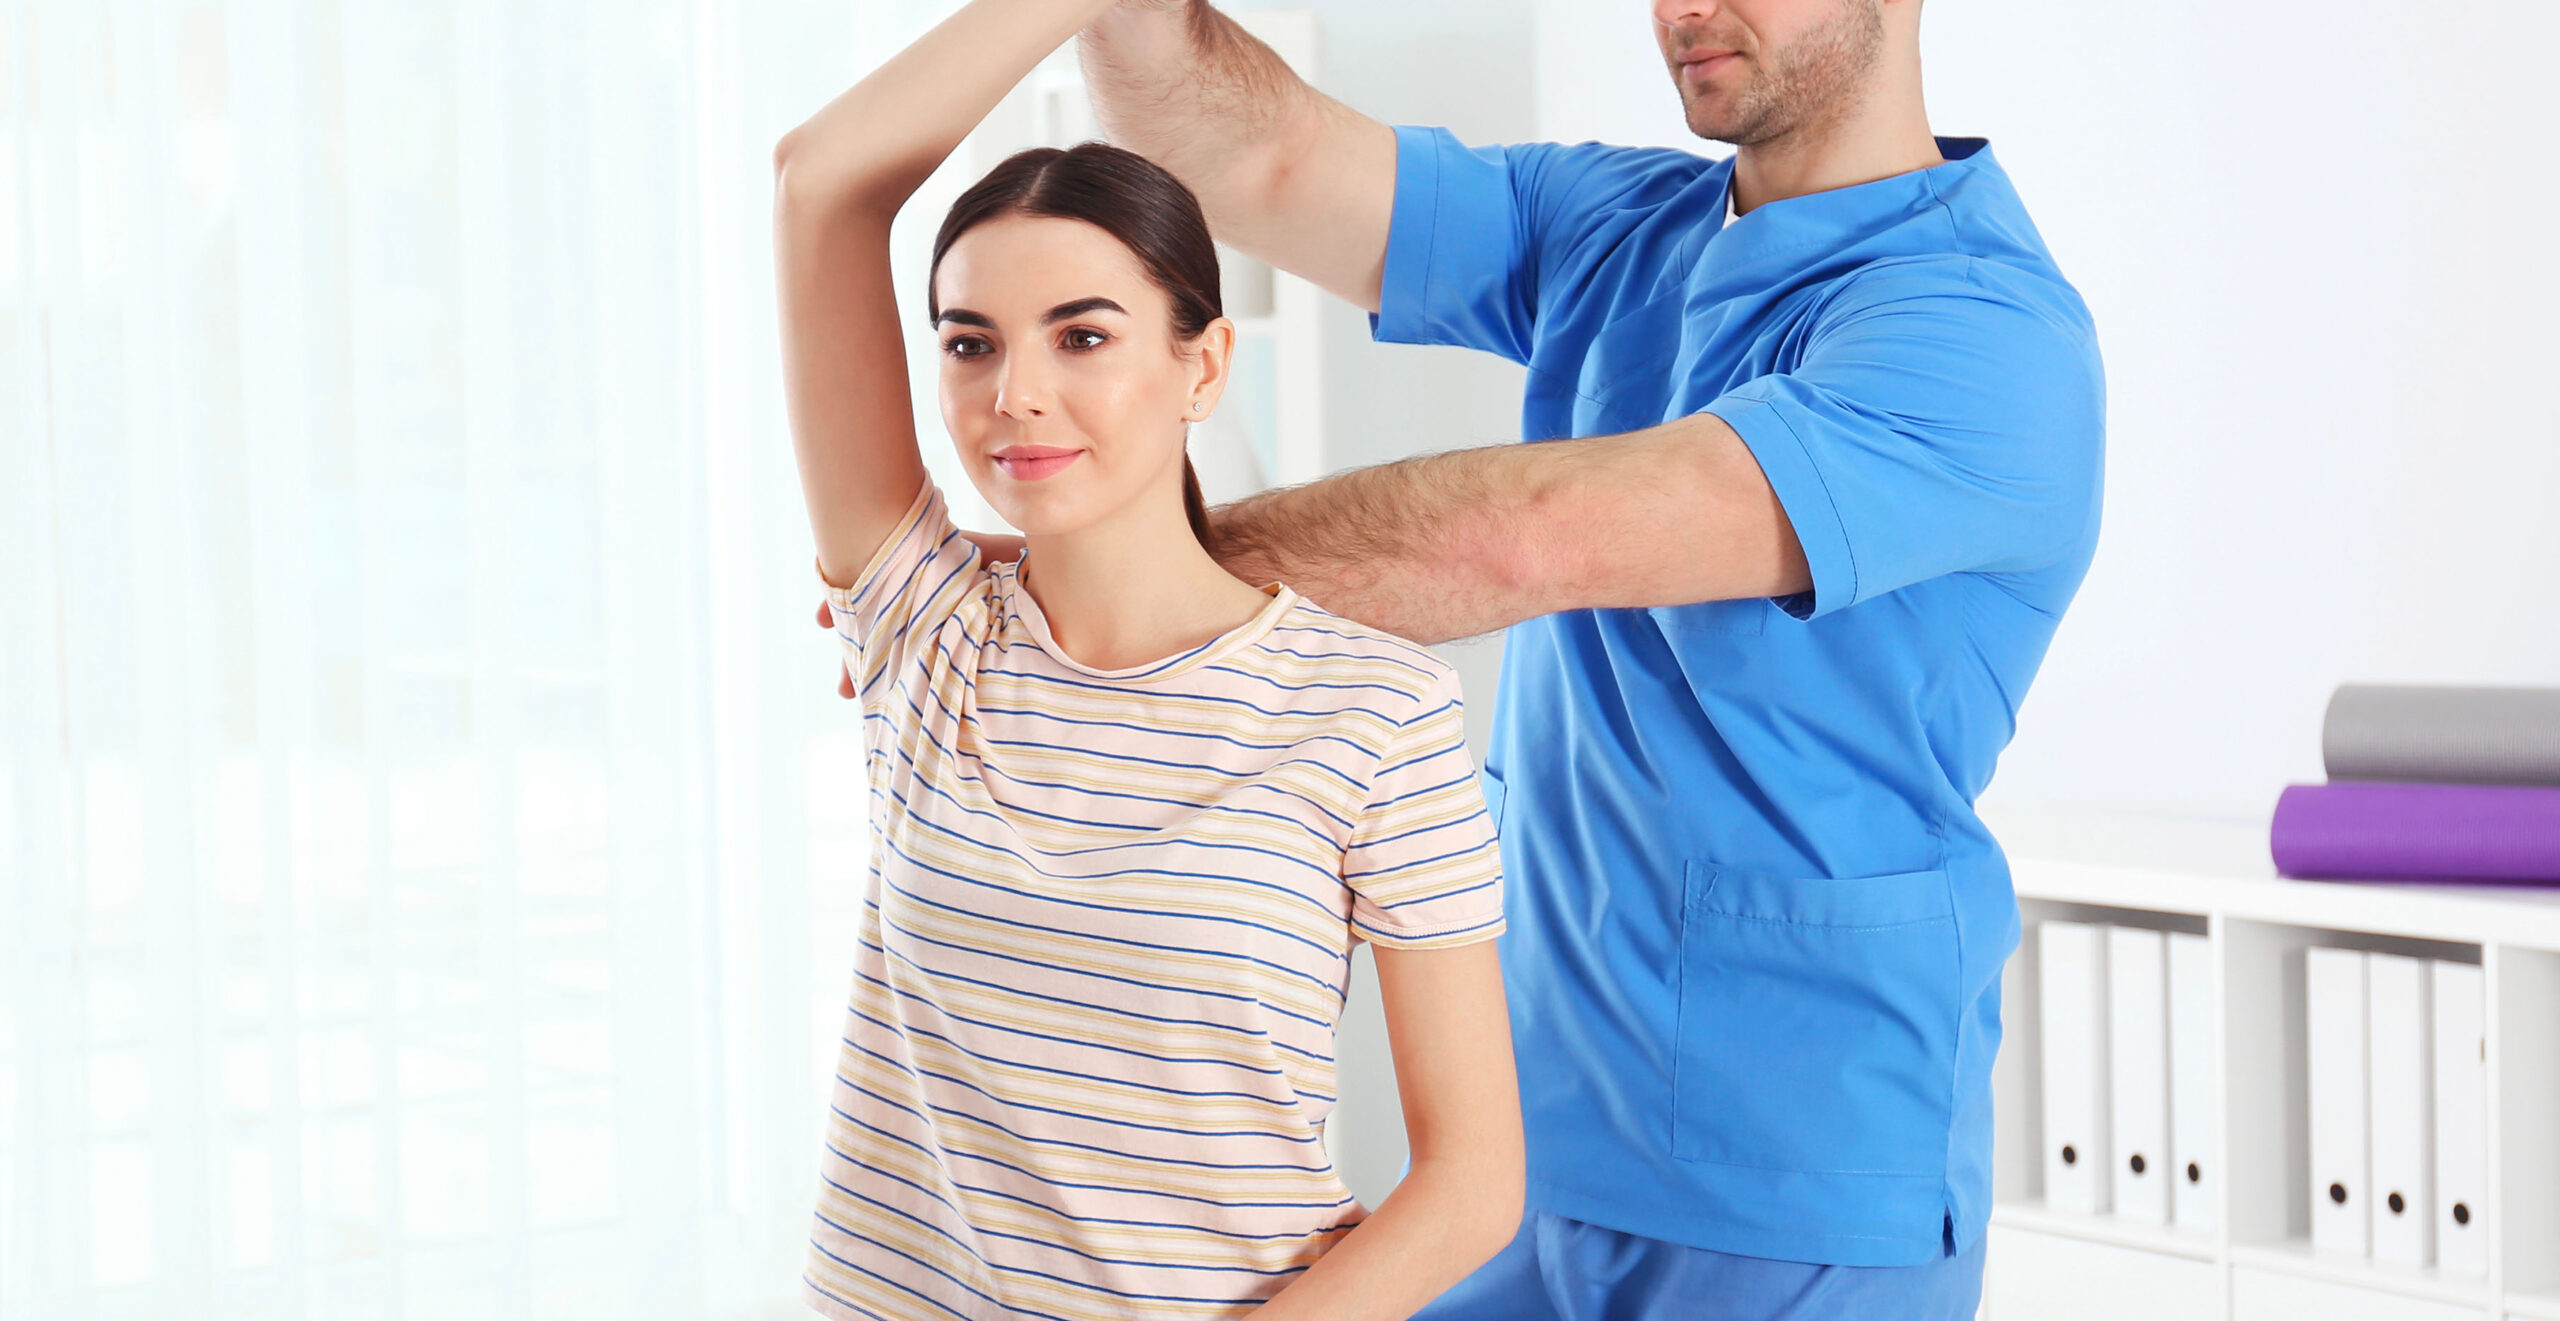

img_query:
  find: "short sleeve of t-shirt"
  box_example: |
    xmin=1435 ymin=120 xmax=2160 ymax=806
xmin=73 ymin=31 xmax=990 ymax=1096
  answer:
xmin=1705 ymin=262 xmax=2105 ymax=620
xmin=1341 ymin=674 xmax=1506 ymax=950
xmin=1369 ymin=125 xmax=1684 ymax=366
xmin=823 ymin=482 xmax=983 ymax=710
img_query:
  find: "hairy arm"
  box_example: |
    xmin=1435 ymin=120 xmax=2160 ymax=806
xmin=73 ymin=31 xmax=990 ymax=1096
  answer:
xmin=1209 ymin=412 xmax=1812 ymax=644
xmin=1077 ymin=2 xmax=1397 ymax=309
xmin=1255 ymin=941 xmax=1523 ymax=1321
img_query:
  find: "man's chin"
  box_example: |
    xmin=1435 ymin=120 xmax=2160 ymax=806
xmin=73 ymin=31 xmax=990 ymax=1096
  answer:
xmin=1685 ymin=114 xmax=1747 ymax=147
xmin=1675 ymin=93 xmax=1748 ymax=146
xmin=1689 ymin=104 xmax=1786 ymax=150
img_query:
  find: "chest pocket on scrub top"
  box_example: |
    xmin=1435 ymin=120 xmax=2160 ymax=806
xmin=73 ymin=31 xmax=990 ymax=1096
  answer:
xmin=1670 ymin=862 xmax=1961 ymax=1176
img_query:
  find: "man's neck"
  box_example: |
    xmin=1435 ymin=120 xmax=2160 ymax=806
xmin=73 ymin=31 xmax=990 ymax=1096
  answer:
xmin=1728 ymin=60 xmax=1942 ymax=214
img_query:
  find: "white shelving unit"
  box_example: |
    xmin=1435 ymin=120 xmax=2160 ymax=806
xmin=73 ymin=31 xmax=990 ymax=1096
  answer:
xmin=1981 ymin=808 xmax=2560 ymax=1320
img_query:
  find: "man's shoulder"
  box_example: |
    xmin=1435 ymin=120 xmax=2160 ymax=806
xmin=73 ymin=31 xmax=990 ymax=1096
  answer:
xmin=1912 ymin=150 xmax=2090 ymax=319
xmin=1807 ymin=247 xmax=2096 ymax=348
xmin=1492 ymin=135 xmax=1728 ymax=228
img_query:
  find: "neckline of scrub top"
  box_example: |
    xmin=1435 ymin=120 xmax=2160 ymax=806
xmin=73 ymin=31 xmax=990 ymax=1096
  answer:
xmin=1666 ymin=135 xmax=1995 ymax=304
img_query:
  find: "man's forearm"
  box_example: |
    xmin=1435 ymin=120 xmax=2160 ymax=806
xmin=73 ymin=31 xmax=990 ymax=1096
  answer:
xmin=1207 ymin=415 xmax=1811 ymax=645
xmin=1208 ymin=445 xmax=1550 ymax=645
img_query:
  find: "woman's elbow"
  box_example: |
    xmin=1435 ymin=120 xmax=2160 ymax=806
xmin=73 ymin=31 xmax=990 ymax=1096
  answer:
xmin=772 ymin=133 xmax=849 ymax=215
xmin=771 ymin=126 xmax=904 ymax=219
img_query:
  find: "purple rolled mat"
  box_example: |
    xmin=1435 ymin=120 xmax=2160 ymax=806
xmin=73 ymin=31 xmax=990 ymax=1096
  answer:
xmin=2272 ymin=781 xmax=2560 ymax=882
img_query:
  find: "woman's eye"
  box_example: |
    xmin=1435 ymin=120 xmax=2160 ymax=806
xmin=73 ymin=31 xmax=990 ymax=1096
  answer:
xmin=1062 ymin=327 xmax=1107 ymax=351
xmin=942 ymin=336 xmax=988 ymax=358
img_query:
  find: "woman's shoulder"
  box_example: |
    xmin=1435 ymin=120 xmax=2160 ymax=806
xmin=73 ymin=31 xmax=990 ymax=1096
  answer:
xmin=1247 ymin=596 xmax=1465 ymax=716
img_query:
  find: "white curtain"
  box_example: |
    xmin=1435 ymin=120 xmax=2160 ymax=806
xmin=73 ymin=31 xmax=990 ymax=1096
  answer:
xmin=0 ymin=1 xmax=966 ymax=1317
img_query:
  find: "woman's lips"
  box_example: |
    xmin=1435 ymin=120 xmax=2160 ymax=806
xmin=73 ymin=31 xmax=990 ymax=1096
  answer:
xmin=991 ymin=447 xmax=1084 ymax=481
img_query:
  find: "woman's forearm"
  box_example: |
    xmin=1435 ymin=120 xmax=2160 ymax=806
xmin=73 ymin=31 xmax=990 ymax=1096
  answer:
xmin=774 ymin=0 xmax=1122 ymax=212
xmin=1255 ymin=1156 xmax=1522 ymax=1321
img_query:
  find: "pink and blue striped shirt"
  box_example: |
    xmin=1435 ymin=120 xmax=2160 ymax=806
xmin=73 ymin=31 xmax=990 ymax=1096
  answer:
xmin=802 ymin=483 xmax=1506 ymax=1321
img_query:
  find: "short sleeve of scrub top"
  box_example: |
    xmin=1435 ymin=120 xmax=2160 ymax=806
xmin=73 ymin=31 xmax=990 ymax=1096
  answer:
xmin=1368 ymin=125 xmax=1669 ymax=365
xmin=1704 ymin=267 xmax=2106 ymax=621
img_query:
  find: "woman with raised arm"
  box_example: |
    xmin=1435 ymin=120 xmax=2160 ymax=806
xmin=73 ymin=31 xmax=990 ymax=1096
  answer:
xmin=773 ymin=3 xmax=1522 ymax=1318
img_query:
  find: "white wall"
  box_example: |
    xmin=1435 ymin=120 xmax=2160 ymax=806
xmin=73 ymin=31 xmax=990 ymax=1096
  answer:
xmin=1531 ymin=0 xmax=2560 ymax=823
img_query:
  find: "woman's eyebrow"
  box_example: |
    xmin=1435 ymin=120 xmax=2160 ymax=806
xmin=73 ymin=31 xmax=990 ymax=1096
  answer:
xmin=933 ymin=297 xmax=1128 ymax=330
xmin=1038 ymin=296 xmax=1126 ymax=324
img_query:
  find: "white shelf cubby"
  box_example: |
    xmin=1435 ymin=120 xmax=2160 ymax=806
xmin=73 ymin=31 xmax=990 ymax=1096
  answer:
xmin=1980 ymin=807 xmax=2560 ymax=1321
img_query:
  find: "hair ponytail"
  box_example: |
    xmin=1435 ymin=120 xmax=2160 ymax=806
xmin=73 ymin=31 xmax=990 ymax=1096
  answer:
xmin=1180 ymin=455 xmax=1213 ymax=550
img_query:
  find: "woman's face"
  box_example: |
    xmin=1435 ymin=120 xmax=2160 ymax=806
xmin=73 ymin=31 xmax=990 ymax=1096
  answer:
xmin=932 ymin=214 xmax=1230 ymax=538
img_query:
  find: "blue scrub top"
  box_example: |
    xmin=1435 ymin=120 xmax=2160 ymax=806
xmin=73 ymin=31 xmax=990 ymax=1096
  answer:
xmin=1371 ymin=127 xmax=2104 ymax=1267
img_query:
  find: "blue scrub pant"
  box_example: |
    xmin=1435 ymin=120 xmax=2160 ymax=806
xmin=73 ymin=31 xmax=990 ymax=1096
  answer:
xmin=1409 ymin=1209 xmax=1986 ymax=1321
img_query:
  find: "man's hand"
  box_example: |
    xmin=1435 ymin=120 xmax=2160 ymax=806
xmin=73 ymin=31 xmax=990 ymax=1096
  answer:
xmin=816 ymin=531 xmax=1025 ymax=699
xmin=815 ymin=599 xmax=858 ymax=700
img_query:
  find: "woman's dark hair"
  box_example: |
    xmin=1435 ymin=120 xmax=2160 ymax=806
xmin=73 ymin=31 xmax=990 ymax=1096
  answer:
xmin=928 ymin=142 xmax=1219 ymax=549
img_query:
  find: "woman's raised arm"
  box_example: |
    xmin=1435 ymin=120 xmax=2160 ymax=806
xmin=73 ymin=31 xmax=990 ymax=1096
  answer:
xmin=774 ymin=0 xmax=1123 ymax=587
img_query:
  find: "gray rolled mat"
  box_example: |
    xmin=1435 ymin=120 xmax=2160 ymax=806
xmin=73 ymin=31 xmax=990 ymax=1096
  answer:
xmin=2322 ymin=684 xmax=2560 ymax=785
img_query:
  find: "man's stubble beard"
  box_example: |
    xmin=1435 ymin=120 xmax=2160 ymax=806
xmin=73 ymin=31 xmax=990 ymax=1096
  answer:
xmin=1676 ymin=0 xmax=1885 ymax=149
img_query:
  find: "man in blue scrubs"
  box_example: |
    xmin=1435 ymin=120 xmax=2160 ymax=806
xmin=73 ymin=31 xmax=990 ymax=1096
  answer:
xmin=831 ymin=1 xmax=2103 ymax=1314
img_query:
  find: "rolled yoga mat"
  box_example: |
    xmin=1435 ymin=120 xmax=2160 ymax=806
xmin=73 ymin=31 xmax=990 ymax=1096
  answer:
xmin=2322 ymin=684 xmax=2560 ymax=785
xmin=2272 ymin=781 xmax=2560 ymax=881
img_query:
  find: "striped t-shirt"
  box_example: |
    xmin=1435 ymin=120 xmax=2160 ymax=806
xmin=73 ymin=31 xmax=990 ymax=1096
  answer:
xmin=802 ymin=483 xmax=1507 ymax=1321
